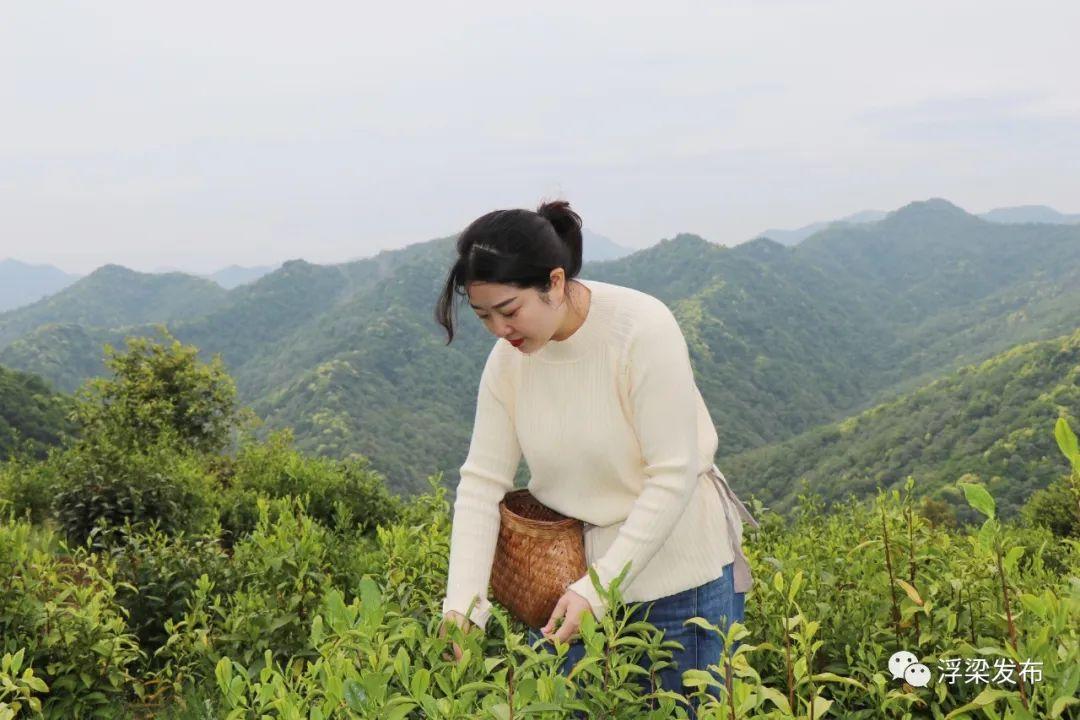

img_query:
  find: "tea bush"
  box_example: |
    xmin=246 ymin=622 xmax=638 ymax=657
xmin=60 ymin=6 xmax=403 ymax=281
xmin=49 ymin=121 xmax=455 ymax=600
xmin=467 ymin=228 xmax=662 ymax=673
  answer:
xmin=216 ymin=428 xmax=403 ymax=544
xmin=103 ymin=522 xmax=234 ymax=664
xmin=50 ymin=431 xmax=220 ymax=549
xmin=0 ymin=649 xmax=49 ymax=719
xmin=0 ymin=519 xmax=144 ymax=718
xmin=1 ymin=401 xmax=1077 ymax=718
xmin=0 ymin=454 xmax=61 ymax=524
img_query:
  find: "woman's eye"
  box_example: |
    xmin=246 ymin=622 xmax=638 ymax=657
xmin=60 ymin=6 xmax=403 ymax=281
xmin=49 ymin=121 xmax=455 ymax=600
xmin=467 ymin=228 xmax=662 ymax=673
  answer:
xmin=479 ymin=310 xmax=517 ymax=320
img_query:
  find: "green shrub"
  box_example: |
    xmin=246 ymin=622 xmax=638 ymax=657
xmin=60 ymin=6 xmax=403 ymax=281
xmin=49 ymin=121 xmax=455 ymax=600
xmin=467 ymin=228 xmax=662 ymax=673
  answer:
xmin=51 ymin=432 xmax=220 ymax=549
xmin=103 ymin=523 xmax=233 ymax=666
xmin=0 ymin=648 xmax=50 ymax=719
xmin=0 ymin=455 xmax=62 ymax=525
xmin=0 ymin=519 xmax=143 ymax=718
xmin=216 ymin=428 xmax=402 ymax=544
xmin=1021 ymin=475 xmax=1080 ymax=538
xmin=156 ymin=496 xmax=336 ymax=684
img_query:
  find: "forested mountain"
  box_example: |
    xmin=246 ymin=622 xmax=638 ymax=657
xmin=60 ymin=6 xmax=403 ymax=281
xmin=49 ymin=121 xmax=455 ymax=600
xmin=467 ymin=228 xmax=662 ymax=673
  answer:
xmin=0 ymin=258 xmax=81 ymax=313
xmin=726 ymin=327 xmax=1080 ymax=518
xmin=0 ymin=198 xmax=1077 ymax=504
xmin=790 ymin=199 xmax=1080 ymax=402
xmin=759 ymin=202 xmax=1080 ymax=246
xmin=759 ymin=209 xmax=888 ymax=246
xmin=0 ymin=363 xmax=75 ymax=460
xmin=0 ymin=264 xmax=229 ymax=347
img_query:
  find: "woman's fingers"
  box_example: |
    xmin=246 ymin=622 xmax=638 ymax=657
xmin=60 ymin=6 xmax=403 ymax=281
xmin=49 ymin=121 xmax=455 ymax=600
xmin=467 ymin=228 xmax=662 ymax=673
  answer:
xmin=542 ymin=595 xmax=568 ymax=636
xmin=547 ymin=591 xmax=593 ymax=644
xmin=439 ymin=611 xmax=470 ymax=663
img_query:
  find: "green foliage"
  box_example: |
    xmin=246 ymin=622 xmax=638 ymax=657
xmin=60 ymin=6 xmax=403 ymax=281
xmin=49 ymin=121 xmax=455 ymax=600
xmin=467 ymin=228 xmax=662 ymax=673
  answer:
xmin=0 ymin=455 xmax=63 ymax=524
xmin=0 ymin=363 xmax=74 ymax=461
xmin=3 ymin=455 xmax=1079 ymax=718
xmin=729 ymin=330 xmax=1080 ymax=518
xmin=0 ymin=519 xmax=144 ymax=718
xmin=216 ymin=428 xmax=403 ymax=543
xmin=72 ymin=326 xmax=240 ymax=455
xmin=0 ymin=648 xmax=50 ymax=719
xmin=5 ymin=208 xmax=1080 ymax=505
xmin=103 ymin=523 xmax=233 ymax=664
xmin=1023 ymin=417 xmax=1080 ymax=538
xmin=51 ymin=432 xmax=220 ymax=549
xmin=1021 ymin=477 xmax=1080 ymax=538
xmin=39 ymin=328 xmax=243 ymax=549
xmin=153 ymin=497 xmax=339 ymax=686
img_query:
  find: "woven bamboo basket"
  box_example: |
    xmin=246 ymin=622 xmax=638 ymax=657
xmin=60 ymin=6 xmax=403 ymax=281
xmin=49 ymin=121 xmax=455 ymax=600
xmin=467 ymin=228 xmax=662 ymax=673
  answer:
xmin=490 ymin=489 xmax=587 ymax=629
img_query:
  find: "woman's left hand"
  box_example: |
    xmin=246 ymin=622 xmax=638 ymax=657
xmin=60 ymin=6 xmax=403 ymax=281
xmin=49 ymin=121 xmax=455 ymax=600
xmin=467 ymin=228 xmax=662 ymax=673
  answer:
xmin=541 ymin=589 xmax=594 ymax=644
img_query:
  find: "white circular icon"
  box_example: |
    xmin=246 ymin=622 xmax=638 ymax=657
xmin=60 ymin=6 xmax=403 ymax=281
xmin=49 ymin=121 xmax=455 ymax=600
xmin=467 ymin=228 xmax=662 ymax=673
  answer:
xmin=904 ymin=662 xmax=931 ymax=688
xmin=888 ymin=650 xmax=919 ymax=680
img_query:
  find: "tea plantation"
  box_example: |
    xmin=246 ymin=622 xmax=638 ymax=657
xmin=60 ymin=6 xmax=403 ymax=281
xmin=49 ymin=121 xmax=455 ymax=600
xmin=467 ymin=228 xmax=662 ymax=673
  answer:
xmin=1 ymin=334 xmax=1077 ymax=719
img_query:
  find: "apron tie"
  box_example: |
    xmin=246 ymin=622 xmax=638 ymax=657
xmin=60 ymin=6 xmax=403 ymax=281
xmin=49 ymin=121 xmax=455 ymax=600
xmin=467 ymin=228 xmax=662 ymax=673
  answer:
xmin=706 ymin=464 xmax=758 ymax=593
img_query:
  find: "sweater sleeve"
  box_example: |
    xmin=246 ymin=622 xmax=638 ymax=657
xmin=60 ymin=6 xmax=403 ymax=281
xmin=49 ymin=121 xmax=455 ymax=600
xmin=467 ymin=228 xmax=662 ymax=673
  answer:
xmin=441 ymin=345 xmax=522 ymax=630
xmin=567 ymin=306 xmax=700 ymax=621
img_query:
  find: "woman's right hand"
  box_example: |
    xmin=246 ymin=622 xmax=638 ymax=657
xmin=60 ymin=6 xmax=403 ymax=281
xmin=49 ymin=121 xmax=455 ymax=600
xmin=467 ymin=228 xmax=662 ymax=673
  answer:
xmin=438 ymin=610 xmax=472 ymax=662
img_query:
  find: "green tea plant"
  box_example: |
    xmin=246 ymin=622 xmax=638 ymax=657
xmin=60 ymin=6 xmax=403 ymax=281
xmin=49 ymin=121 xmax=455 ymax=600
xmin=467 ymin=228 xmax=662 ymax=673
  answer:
xmin=2 ymin=406 xmax=1077 ymax=718
xmin=215 ymin=428 xmax=403 ymax=544
xmin=0 ymin=518 xmax=144 ymax=718
xmin=50 ymin=431 xmax=220 ymax=549
xmin=0 ymin=649 xmax=49 ymax=720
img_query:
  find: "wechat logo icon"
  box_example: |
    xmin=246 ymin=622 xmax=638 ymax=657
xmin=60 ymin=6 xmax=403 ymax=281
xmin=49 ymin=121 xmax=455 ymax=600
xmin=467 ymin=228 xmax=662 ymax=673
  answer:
xmin=888 ymin=650 xmax=931 ymax=688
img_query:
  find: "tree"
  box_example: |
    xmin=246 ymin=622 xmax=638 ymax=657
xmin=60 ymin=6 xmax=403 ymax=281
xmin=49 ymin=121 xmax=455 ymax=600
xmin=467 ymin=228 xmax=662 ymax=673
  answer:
xmin=72 ymin=325 xmax=241 ymax=454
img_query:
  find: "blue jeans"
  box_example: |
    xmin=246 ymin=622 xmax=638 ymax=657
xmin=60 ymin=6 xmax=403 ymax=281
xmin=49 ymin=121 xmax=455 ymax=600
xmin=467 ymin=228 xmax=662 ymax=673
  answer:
xmin=527 ymin=562 xmax=745 ymax=718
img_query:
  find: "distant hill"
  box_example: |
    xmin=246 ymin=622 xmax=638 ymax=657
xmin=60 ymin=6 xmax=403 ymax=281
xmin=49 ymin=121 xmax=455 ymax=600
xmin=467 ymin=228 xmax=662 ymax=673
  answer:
xmin=726 ymin=326 xmax=1080 ymax=519
xmin=0 ymin=324 xmax=122 ymax=395
xmin=791 ymin=198 xmax=1080 ymax=397
xmin=151 ymin=263 xmax=279 ymax=288
xmin=761 ymin=203 xmax=1080 ymax=247
xmin=0 ymin=363 xmax=75 ymax=460
xmin=208 ymin=264 xmax=279 ymax=289
xmin=0 ymin=265 xmax=229 ymax=348
xmin=1 ymin=199 xmax=1078 ymax=505
xmin=0 ymin=259 xmax=81 ymax=313
xmin=978 ymin=205 xmax=1080 ymax=225
xmin=758 ymin=210 xmax=888 ymax=246
xmin=582 ymin=228 xmax=637 ymax=262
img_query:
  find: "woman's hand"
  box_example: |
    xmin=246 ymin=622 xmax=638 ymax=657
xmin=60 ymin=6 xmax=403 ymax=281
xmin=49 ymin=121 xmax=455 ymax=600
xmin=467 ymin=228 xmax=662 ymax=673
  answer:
xmin=438 ymin=610 xmax=472 ymax=662
xmin=540 ymin=589 xmax=594 ymax=644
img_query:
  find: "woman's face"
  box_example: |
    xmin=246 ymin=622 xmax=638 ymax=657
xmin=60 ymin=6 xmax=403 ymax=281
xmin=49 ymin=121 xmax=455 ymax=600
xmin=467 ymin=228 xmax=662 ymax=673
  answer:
xmin=467 ymin=271 xmax=568 ymax=353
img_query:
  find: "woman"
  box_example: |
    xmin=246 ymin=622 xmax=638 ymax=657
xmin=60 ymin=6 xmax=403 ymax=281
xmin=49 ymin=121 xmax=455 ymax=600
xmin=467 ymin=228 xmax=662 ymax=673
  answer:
xmin=434 ymin=199 xmax=757 ymax=714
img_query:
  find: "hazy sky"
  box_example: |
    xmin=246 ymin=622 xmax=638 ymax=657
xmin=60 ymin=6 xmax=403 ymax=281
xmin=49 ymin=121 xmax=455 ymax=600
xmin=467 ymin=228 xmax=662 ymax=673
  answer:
xmin=2 ymin=1 xmax=1078 ymax=275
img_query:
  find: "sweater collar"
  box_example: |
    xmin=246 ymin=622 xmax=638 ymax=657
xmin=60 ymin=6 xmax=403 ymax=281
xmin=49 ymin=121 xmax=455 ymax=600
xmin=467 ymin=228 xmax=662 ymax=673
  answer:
xmin=531 ymin=278 xmax=609 ymax=363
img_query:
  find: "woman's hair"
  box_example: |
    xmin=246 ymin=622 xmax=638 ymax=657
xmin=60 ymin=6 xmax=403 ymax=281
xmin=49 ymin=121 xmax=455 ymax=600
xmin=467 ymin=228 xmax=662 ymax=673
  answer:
xmin=435 ymin=199 xmax=584 ymax=344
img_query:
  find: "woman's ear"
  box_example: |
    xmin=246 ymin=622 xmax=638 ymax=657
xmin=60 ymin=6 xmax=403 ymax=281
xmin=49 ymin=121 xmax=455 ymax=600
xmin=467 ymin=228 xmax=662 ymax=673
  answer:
xmin=549 ymin=268 xmax=566 ymax=298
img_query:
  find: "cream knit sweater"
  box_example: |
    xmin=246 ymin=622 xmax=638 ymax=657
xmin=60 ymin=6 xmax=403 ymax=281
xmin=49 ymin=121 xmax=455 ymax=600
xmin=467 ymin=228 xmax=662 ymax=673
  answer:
xmin=441 ymin=278 xmax=735 ymax=629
